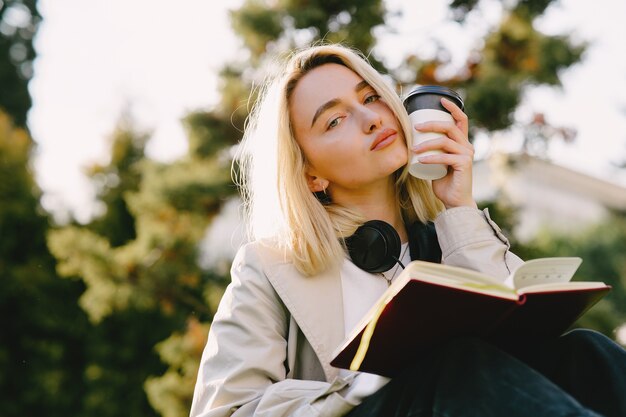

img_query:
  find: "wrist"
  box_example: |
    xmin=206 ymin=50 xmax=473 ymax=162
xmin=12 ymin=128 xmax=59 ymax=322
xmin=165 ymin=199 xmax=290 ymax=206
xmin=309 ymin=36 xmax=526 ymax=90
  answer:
xmin=443 ymin=200 xmax=478 ymax=210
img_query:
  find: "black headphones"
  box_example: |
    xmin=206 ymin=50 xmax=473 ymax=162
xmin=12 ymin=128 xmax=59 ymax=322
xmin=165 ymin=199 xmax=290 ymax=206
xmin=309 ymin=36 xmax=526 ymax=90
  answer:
xmin=345 ymin=220 xmax=401 ymax=273
xmin=345 ymin=220 xmax=441 ymax=274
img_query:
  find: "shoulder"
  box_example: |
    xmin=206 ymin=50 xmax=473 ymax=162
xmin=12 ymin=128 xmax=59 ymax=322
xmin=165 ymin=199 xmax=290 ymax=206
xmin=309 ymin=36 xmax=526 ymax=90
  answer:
xmin=216 ymin=240 xmax=294 ymax=324
xmin=232 ymin=239 xmax=293 ymax=274
xmin=229 ymin=239 xmax=303 ymax=294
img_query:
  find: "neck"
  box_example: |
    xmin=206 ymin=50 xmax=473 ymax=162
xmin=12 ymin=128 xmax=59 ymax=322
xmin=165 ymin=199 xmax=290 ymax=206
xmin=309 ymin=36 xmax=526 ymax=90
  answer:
xmin=331 ymin=177 xmax=408 ymax=243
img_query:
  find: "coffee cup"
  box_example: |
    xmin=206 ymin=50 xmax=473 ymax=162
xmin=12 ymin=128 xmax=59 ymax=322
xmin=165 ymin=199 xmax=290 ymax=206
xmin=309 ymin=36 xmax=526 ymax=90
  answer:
xmin=402 ymin=85 xmax=464 ymax=180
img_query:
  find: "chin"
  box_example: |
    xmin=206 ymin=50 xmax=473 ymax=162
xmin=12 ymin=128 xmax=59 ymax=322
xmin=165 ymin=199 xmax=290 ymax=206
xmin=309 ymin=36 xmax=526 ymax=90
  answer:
xmin=389 ymin=150 xmax=408 ymax=171
xmin=380 ymin=158 xmax=407 ymax=178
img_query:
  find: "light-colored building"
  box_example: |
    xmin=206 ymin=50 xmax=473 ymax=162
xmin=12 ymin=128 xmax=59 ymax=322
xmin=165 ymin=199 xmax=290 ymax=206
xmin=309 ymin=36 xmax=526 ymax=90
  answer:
xmin=473 ymin=152 xmax=626 ymax=241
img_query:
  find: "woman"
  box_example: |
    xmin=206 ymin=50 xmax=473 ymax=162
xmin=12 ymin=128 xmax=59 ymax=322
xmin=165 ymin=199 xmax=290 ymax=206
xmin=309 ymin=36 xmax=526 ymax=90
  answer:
xmin=190 ymin=44 xmax=626 ymax=417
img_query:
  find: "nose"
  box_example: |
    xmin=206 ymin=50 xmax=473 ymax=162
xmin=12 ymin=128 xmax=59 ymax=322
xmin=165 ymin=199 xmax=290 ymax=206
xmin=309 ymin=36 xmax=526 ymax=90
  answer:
xmin=360 ymin=106 xmax=382 ymax=133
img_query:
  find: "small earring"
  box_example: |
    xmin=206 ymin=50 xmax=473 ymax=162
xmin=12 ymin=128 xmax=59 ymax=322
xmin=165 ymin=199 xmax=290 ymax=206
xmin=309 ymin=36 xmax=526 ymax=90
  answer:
xmin=314 ymin=184 xmax=331 ymax=205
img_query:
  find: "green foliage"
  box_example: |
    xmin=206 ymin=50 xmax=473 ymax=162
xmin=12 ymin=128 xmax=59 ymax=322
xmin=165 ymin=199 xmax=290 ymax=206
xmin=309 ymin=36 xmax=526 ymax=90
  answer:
xmin=449 ymin=0 xmax=480 ymax=21
xmin=87 ymin=120 xmax=148 ymax=246
xmin=231 ymin=0 xmax=386 ymax=67
xmin=535 ymin=35 xmax=585 ymax=84
xmin=0 ymin=110 xmax=91 ymax=417
xmin=0 ymin=112 xmax=39 ymax=261
xmin=48 ymin=226 xmax=133 ymax=322
xmin=460 ymin=7 xmax=583 ymax=131
xmin=78 ymin=308 xmax=178 ymax=417
xmin=144 ymin=319 xmax=209 ymax=417
xmin=49 ymin=141 xmax=234 ymax=325
xmin=230 ymin=0 xmax=283 ymax=58
xmin=0 ymin=0 xmax=40 ymax=127
xmin=514 ymin=0 xmax=555 ymax=19
xmin=396 ymin=1 xmax=585 ymax=136
xmin=46 ymin=107 xmax=236 ymax=415
xmin=184 ymin=109 xmax=243 ymax=159
xmin=451 ymin=0 xmax=553 ymax=21
xmin=464 ymin=72 xmax=521 ymax=131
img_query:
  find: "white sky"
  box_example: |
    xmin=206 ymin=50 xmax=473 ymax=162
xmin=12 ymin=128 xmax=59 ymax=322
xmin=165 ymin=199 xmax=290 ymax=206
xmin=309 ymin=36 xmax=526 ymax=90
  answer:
xmin=28 ymin=0 xmax=626 ymax=223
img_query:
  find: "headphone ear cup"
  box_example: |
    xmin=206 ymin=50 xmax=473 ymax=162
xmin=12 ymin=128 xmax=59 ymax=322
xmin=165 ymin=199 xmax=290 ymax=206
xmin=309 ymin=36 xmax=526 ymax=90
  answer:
xmin=345 ymin=220 xmax=401 ymax=273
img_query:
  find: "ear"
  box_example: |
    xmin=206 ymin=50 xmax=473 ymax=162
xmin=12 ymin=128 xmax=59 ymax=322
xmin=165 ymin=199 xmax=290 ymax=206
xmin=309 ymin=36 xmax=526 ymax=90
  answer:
xmin=305 ymin=172 xmax=329 ymax=193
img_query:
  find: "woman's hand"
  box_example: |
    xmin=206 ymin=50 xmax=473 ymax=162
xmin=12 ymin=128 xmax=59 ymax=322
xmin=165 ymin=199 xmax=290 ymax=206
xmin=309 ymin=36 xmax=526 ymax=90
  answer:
xmin=411 ymin=97 xmax=477 ymax=209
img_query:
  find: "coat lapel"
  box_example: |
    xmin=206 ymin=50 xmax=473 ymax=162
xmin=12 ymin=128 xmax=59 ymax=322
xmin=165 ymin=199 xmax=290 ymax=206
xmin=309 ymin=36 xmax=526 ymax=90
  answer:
xmin=264 ymin=258 xmax=345 ymax=382
xmin=255 ymin=222 xmax=440 ymax=382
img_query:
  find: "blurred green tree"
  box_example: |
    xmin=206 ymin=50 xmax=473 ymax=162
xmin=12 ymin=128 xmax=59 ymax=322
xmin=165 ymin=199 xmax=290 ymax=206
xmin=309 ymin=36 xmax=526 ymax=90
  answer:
xmin=86 ymin=114 xmax=147 ymax=247
xmin=394 ymin=0 xmax=584 ymax=135
xmin=47 ymin=119 xmax=200 ymax=417
xmin=0 ymin=110 xmax=90 ymax=417
xmin=231 ymin=0 xmax=386 ymax=67
xmin=48 ymin=98 xmax=237 ymax=417
xmin=0 ymin=0 xmax=40 ymax=127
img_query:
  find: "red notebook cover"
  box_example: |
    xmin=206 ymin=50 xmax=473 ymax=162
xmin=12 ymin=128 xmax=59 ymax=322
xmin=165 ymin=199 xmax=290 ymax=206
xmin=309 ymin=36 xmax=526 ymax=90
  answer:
xmin=330 ymin=279 xmax=610 ymax=377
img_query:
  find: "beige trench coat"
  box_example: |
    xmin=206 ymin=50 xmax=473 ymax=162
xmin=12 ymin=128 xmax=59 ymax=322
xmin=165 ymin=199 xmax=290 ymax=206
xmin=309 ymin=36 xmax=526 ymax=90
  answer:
xmin=190 ymin=207 xmax=524 ymax=417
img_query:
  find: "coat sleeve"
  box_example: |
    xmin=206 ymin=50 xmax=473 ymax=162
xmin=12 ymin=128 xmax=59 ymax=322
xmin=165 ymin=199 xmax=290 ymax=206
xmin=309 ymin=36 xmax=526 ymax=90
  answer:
xmin=434 ymin=206 xmax=524 ymax=280
xmin=189 ymin=243 xmax=355 ymax=417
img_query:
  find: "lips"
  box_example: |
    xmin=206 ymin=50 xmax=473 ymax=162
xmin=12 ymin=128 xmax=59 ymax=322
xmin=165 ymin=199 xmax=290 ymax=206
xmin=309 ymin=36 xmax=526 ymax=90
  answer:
xmin=370 ymin=128 xmax=398 ymax=151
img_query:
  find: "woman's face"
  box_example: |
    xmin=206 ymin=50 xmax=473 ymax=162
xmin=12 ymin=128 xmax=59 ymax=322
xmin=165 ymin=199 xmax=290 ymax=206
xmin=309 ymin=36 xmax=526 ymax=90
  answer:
xmin=289 ymin=63 xmax=407 ymax=196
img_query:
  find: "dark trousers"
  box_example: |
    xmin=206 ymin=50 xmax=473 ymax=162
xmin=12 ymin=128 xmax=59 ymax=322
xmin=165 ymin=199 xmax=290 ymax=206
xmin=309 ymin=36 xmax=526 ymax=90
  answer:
xmin=346 ymin=329 xmax=626 ymax=417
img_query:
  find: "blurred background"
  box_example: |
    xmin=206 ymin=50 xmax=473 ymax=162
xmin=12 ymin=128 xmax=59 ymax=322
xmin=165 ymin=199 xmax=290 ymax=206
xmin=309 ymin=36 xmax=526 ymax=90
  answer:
xmin=1 ymin=0 xmax=625 ymax=416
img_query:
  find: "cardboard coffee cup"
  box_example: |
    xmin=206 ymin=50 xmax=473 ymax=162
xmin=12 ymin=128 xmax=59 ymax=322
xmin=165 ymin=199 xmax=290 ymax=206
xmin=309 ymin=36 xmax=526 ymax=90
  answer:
xmin=403 ymin=86 xmax=464 ymax=180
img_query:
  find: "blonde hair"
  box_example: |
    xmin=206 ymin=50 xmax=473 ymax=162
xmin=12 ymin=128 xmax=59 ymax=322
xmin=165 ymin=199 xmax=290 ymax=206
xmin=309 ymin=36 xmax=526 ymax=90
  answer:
xmin=235 ymin=44 xmax=444 ymax=276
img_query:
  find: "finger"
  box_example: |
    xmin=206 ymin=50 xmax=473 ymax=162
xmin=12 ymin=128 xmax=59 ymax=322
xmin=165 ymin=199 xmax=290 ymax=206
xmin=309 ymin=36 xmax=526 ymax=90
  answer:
xmin=415 ymin=122 xmax=470 ymax=148
xmin=412 ymin=137 xmax=474 ymax=158
xmin=417 ymin=152 xmax=474 ymax=169
xmin=441 ymin=97 xmax=468 ymax=136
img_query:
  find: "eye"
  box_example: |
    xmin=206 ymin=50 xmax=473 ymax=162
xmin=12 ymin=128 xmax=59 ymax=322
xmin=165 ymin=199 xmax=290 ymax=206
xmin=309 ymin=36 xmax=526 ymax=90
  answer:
xmin=327 ymin=116 xmax=343 ymax=130
xmin=364 ymin=93 xmax=380 ymax=104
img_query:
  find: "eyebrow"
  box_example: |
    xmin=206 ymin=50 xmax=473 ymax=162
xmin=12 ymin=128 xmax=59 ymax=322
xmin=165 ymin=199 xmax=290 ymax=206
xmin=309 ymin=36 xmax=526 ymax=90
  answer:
xmin=310 ymin=80 xmax=372 ymax=128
